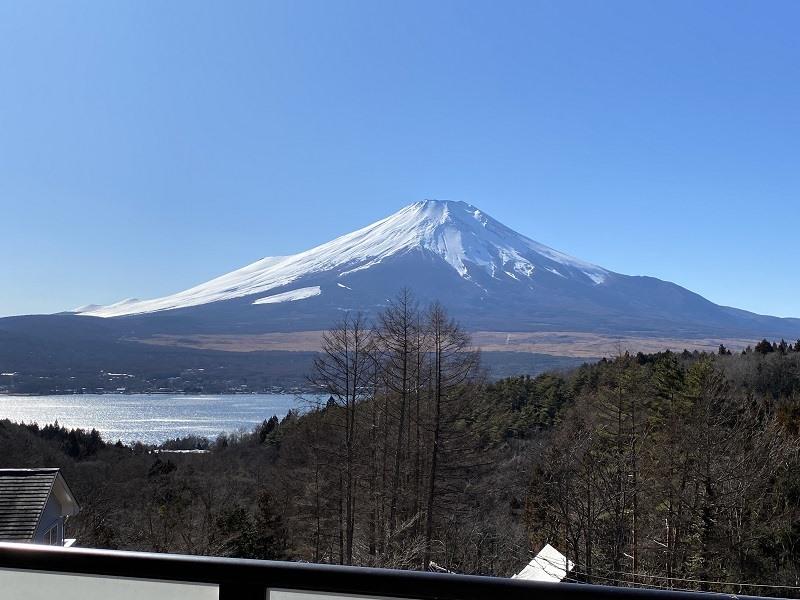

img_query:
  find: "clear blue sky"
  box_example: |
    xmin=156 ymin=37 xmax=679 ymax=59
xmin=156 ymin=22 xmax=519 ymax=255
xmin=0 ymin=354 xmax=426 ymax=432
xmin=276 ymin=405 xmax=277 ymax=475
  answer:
xmin=1 ymin=1 xmax=798 ymax=318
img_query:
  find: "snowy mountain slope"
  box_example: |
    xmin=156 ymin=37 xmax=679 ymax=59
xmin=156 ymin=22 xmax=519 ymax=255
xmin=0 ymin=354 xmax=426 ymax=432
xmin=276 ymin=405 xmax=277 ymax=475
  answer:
xmin=78 ymin=200 xmax=609 ymax=318
xmin=68 ymin=199 xmax=800 ymax=339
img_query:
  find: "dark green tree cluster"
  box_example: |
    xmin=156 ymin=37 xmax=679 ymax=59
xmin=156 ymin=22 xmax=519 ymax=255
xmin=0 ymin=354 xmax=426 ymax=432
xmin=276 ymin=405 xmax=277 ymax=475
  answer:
xmin=750 ymin=339 xmax=800 ymax=355
xmin=23 ymin=421 xmax=105 ymax=458
xmin=477 ymin=373 xmax=573 ymax=443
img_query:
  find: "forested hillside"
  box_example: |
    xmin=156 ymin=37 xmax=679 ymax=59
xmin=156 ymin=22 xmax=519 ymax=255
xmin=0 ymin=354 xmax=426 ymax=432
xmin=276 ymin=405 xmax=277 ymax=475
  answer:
xmin=1 ymin=293 xmax=799 ymax=595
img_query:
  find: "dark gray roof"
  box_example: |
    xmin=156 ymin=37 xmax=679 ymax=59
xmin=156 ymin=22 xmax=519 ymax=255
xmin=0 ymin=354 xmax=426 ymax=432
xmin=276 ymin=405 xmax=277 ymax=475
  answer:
xmin=0 ymin=468 xmax=59 ymax=542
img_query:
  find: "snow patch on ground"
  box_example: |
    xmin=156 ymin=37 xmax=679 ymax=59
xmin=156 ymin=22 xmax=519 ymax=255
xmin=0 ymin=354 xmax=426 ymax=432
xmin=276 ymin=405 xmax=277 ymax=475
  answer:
xmin=252 ymin=286 xmax=322 ymax=305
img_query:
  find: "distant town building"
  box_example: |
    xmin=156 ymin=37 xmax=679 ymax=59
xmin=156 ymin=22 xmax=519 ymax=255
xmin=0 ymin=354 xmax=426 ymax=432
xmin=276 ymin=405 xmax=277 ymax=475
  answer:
xmin=0 ymin=468 xmax=80 ymax=546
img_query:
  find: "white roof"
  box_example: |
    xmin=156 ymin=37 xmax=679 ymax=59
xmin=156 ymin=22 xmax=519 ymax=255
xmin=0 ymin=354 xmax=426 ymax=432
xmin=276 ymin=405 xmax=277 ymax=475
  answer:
xmin=512 ymin=544 xmax=574 ymax=583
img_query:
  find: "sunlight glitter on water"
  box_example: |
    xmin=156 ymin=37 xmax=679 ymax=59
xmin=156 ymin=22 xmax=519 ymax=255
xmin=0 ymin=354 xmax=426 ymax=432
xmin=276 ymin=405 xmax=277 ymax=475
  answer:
xmin=0 ymin=393 xmax=313 ymax=445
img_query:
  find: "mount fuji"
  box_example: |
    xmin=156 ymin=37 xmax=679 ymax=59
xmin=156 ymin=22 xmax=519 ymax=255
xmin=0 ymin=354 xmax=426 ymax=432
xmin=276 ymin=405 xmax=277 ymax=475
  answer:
xmin=65 ymin=199 xmax=798 ymax=340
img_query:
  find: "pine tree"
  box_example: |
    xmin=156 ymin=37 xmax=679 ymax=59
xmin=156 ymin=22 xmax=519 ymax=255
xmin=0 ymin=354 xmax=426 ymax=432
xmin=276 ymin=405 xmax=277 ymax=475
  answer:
xmin=754 ymin=339 xmax=775 ymax=354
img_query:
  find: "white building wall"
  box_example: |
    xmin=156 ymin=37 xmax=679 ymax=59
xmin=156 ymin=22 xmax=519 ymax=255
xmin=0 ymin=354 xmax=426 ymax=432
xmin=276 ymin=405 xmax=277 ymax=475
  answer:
xmin=32 ymin=494 xmax=63 ymax=545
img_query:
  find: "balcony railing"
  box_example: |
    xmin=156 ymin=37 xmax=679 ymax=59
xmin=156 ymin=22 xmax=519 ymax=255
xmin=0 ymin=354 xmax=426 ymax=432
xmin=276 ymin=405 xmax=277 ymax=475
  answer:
xmin=0 ymin=541 xmax=785 ymax=600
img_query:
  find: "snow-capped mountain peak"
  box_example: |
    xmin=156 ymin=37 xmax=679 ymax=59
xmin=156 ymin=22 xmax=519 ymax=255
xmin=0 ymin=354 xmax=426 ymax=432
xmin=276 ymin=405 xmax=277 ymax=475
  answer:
xmin=77 ymin=200 xmax=608 ymax=318
xmin=385 ymin=199 xmax=608 ymax=282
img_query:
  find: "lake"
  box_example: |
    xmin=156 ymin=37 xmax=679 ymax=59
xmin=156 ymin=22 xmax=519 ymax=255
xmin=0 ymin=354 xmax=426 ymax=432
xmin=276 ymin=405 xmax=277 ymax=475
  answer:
xmin=0 ymin=394 xmax=314 ymax=445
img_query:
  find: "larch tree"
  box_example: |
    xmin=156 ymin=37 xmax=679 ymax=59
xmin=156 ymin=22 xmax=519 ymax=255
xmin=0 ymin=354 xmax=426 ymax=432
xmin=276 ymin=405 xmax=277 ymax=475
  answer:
xmin=422 ymin=301 xmax=481 ymax=569
xmin=310 ymin=312 xmax=374 ymax=565
xmin=375 ymin=288 xmax=420 ymax=548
